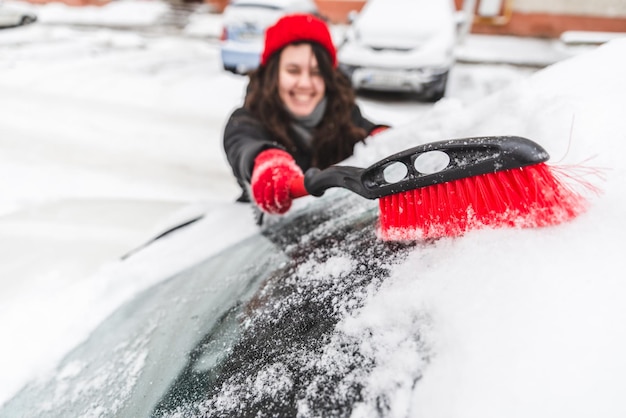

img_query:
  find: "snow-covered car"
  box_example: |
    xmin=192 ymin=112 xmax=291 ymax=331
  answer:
xmin=219 ymin=0 xmax=319 ymax=74
xmin=0 ymin=6 xmax=36 ymax=28
xmin=0 ymin=191 xmax=414 ymax=416
xmin=337 ymin=0 xmax=459 ymax=101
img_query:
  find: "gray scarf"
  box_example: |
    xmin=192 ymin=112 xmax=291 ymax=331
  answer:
xmin=288 ymin=97 xmax=327 ymax=150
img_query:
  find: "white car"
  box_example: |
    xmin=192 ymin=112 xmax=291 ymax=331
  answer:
xmin=219 ymin=0 xmax=319 ymax=74
xmin=337 ymin=0 xmax=460 ymax=101
xmin=0 ymin=6 xmax=36 ymax=28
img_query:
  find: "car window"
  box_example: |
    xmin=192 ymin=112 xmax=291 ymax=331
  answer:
xmin=1 ymin=191 xmax=416 ymax=417
xmin=223 ymin=5 xmax=286 ymax=41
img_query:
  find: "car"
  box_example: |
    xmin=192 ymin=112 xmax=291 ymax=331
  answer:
xmin=0 ymin=190 xmax=416 ymax=416
xmin=0 ymin=6 xmax=36 ymax=29
xmin=337 ymin=0 xmax=461 ymax=101
xmin=219 ymin=0 xmax=319 ymax=74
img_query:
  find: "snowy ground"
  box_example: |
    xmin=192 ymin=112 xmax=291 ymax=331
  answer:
xmin=1 ymin=0 xmax=626 ymax=416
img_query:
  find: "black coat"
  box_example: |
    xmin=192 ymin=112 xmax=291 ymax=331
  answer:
xmin=223 ymin=105 xmax=380 ymax=201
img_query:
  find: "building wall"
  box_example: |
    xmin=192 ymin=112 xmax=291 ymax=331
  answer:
xmin=206 ymin=0 xmax=228 ymax=12
xmin=314 ymin=0 xmax=626 ymax=36
xmin=314 ymin=0 xmax=366 ymax=23
xmin=455 ymin=0 xmax=626 ymax=37
xmin=473 ymin=13 xmax=626 ymax=37
xmin=514 ymin=0 xmax=626 ymax=17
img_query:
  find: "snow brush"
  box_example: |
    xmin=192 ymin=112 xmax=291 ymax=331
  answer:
xmin=289 ymin=136 xmax=589 ymax=241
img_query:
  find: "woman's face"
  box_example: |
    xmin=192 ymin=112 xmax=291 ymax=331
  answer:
xmin=277 ymin=43 xmax=326 ymax=117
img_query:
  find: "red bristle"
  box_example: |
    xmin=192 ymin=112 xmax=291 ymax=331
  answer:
xmin=378 ymin=193 xmax=388 ymax=231
xmin=473 ymin=174 xmax=492 ymax=216
xmin=388 ymin=192 xmax=402 ymax=231
xmin=405 ymin=189 xmax=417 ymax=230
xmin=436 ymin=182 xmax=448 ymax=220
xmin=378 ymin=162 xmax=590 ymax=241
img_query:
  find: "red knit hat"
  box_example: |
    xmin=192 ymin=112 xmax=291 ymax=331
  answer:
xmin=261 ymin=14 xmax=337 ymax=68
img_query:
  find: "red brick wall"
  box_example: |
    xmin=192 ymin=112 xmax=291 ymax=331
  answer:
xmin=205 ymin=0 xmax=228 ymax=13
xmin=454 ymin=0 xmax=626 ymax=37
xmin=471 ymin=12 xmax=626 ymax=38
xmin=314 ymin=0 xmax=366 ymax=23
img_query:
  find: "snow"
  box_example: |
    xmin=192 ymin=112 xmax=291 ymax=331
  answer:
xmin=344 ymin=38 xmax=626 ymax=416
xmin=22 ymin=1 xmax=170 ymax=27
xmin=1 ymin=0 xmax=626 ymax=415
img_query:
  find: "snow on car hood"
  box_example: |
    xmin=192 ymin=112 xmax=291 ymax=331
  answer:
xmin=351 ymin=0 xmax=454 ymax=49
xmin=342 ymin=38 xmax=626 ymax=417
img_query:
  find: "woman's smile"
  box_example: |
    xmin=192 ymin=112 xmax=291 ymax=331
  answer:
xmin=278 ymin=44 xmax=326 ymax=117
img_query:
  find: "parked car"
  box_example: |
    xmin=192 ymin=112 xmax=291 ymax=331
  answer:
xmin=219 ymin=0 xmax=319 ymax=74
xmin=0 ymin=190 xmax=415 ymax=417
xmin=0 ymin=6 xmax=36 ymax=29
xmin=337 ymin=0 xmax=460 ymax=101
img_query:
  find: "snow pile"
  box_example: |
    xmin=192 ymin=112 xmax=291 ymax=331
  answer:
xmin=34 ymin=1 xmax=169 ymax=27
xmin=339 ymin=38 xmax=626 ymax=417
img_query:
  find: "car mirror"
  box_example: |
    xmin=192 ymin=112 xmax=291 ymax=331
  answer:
xmin=454 ymin=10 xmax=471 ymax=41
xmin=347 ymin=10 xmax=359 ymax=24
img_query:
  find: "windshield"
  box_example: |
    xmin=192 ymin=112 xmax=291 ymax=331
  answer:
xmin=1 ymin=191 xmax=417 ymax=417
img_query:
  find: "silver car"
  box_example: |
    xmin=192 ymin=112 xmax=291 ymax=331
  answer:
xmin=219 ymin=0 xmax=319 ymax=74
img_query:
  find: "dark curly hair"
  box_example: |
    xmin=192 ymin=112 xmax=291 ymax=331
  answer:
xmin=244 ymin=42 xmax=368 ymax=169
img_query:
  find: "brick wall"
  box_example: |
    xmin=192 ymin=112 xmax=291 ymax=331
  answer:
xmin=455 ymin=0 xmax=626 ymax=37
xmin=314 ymin=0 xmax=366 ymax=23
xmin=313 ymin=0 xmax=626 ymax=35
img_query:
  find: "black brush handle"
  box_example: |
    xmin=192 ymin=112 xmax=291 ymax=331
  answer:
xmin=304 ymin=165 xmax=367 ymax=197
xmin=304 ymin=136 xmax=549 ymax=200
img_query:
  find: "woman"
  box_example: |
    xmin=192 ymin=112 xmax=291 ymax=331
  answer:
xmin=223 ymin=13 xmax=387 ymax=216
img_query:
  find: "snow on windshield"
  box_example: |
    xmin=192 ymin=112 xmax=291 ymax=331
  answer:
xmin=152 ymin=195 xmax=420 ymax=417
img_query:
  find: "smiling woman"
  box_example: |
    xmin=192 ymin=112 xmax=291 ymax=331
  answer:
xmin=222 ymin=13 xmax=389 ymax=218
xmin=277 ymin=44 xmax=327 ymax=117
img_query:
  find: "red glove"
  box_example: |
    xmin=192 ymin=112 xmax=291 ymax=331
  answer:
xmin=251 ymin=149 xmax=304 ymax=215
xmin=370 ymin=125 xmax=390 ymax=136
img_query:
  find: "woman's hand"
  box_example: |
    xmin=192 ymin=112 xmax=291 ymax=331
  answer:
xmin=251 ymin=149 xmax=304 ymax=214
xmin=370 ymin=125 xmax=390 ymax=136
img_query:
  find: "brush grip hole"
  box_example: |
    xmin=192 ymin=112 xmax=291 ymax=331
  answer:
xmin=414 ymin=150 xmax=451 ymax=175
xmin=383 ymin=162 xmax=409 ymax=184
